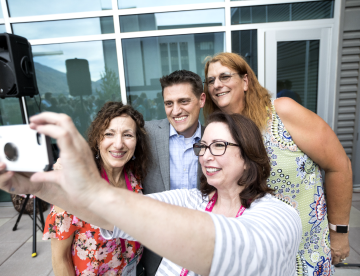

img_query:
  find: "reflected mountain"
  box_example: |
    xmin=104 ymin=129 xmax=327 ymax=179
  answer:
xmin=34 ymin=62 xmax=102 ymax=96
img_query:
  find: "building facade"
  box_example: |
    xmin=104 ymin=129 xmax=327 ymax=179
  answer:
xmin=0 ymin=0 xmax=359 ymax=201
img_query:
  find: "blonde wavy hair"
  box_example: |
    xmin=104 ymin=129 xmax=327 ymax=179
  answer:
xmin=203 ymin=52 xmax=271 ymax=130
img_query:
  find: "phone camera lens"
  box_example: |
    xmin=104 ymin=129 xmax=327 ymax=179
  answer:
xmin=4 ymin=143 xmax=18 ymax=161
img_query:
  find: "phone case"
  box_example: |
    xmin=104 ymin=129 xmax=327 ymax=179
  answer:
xmin=0 ymin=125 xmax=54 ymax=172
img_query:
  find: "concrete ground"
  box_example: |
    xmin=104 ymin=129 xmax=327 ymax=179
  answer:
xmin=0 ymin=194 xmax=359 ymax=275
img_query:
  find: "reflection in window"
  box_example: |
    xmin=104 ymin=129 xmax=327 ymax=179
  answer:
xmin=122 ymin=33 xmax=224 ymax=122
xmin=277 ymin=41 xmax=320 ymax=113
xmin=232 ymin=30 xmax=257 ymax=76
xmin=28 ymin=40 xmax=120 ymax=137
xmin=120 ymin=9 xmax=224 ymax=32
xmin=7 ymin=0 xmax=112 ymax=17
xmin=118 ymin=0 xmax=223 ymax=9
xmin=0 ymin=98 xmax=23 ymax=126
xmin=12 ymin=17 xmax=114 ymax=40
xmin=0 ymin=25 xmax=5 ymax=33
xmin=231 ymin=0 xmax=334 ymax=25
xmin=0 ymin=4 xmax=3 ymax=18
xmin=0 ymin=190 xmax=11 ymax=202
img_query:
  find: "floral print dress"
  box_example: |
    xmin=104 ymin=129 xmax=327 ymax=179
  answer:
xmin=42 ymin=170 xmax=143 ymax=276
xmin=263 ymin=101 xmax=332 ymax=276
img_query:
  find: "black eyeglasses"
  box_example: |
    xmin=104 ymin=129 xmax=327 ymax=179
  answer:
xmin=193 ymin=141 xmax=239 ymax=156
xmin=203 ymin=73 xmax=238 ymax=87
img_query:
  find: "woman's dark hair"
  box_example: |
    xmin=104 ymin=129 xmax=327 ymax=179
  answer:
xmin=87 ymin=101 xmax=150 ymax=183
xmin=199 ymin=111 xmax=272 ymax=208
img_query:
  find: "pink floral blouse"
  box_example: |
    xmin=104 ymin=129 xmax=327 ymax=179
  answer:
xmin=42 ymin=171 xmax=143 ymax=276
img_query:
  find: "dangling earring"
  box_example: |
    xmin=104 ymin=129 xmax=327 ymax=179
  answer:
xmin=132 ymin=155 xmax=136 ymax=160
xmin=96 ymin=148 xmax=100 ymax=159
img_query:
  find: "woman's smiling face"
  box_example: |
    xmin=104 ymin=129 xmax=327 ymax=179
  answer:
xmin=99 ymin=115 xmax=137 ymax=171
xmin=207 ymin=61 xmax=248 ymax=114
xmin=199 ymin=122 xmax=246 ymax=189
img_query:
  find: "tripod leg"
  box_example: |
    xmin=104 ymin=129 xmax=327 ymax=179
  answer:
xmin=13 ymin=195 xmax=30 ymax=231
xmin=37 ymin=199 xmax=45 ymax=232
xmin=32 ymin=197 xmax=37 ymax=258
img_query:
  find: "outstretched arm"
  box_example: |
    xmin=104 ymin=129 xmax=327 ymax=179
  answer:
xmin=0 ymin=112 xmax=302 ymax=275
xmin=0 ymin=112 xmax=214 ymax=276
xmin=96 ymin=185 xmax=214 ymax=275
xmin=275 ymin=98 xmax=352 ymax=264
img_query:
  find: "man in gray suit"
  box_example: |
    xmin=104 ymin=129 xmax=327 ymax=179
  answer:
xmin=139 ymin=70 xmax=206 ymax=275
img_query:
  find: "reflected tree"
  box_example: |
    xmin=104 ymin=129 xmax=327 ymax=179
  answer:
xmin=95 ymin=67 xmax=121 ymax=102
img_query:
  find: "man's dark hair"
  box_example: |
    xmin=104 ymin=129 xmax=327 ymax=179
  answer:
xmin=159 ymin=70 xmax=203 ymax=98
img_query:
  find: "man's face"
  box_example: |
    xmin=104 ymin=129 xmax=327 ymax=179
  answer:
xmin=163 ymin=83 xmax=206 ymax=138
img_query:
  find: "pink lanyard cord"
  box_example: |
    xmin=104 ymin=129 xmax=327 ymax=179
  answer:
xmin=101 ymin=167 xmax=133 ymax=192
xmin=205 ymin=191 xmax=246 ymax=217
xmin=180 ymin=191 xmax=245 ymax=276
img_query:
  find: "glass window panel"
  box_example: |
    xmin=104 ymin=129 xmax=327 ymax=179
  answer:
xmin=251 ymin=6 xmax=266 ymax=24
xmin=277 ymin=40 xmax=320 ymax=113
xmin=122 ymin=33 xmax=224 ymax=122
xmin=0 ymin=4 xmax=3 ymax=18
xmin=27 ymin=40 xmax=120 ymax=138
xmin=292 ymin=1 xmax=334 ymax=20
xmin=118 ymin=0 xmax=223 ymax=9
xmin=7 ymin=0 xmax=112 ymax=17
xmin=231 ymin=0 xmax=334 ymax=25
xmin=0 ymin=98 xmax=24 ymax=125
xmin=0 ymin=25 xmax=6 ymax=33
xmin=0 ymin=190 xmax=11 ymax=202
xmin=12 ymin=17 xmax=114 ymax=40
xmin=120 ymin=9 xmax=224 ymax=32
xmin=267 ymin=4 xmax=289 ymax=22
xmin=231 ymin=30 xmax=257 ymax=76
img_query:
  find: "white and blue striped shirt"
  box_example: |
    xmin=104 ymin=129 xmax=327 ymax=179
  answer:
xmin=101 ymin=189 xmax=302 ymax=276
xmin=169 ymin=121 xmax=201 ymax=190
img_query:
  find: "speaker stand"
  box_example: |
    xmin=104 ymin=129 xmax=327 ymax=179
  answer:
xmin=15 ymin=97 xmax=42 ymax=257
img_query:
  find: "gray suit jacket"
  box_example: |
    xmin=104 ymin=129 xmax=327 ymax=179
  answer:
xmin=139 ymin=119 xmax=204 ymax=276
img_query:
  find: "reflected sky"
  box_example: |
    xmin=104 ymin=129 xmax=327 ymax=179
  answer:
xmin=0 ymin=25 xmax=5 ymax=33
xmin=0 ymin=4 xmax=3 ymax=18
xmin=13 ymin=17 xmax=114 ymax=40
xmin=7 ymin=0 xmax=112 ymax=17
xmin=32 ymin=41 xmax=111 ymax=81
xmin=120 ymin=9 xmax=224 ymax=32
xmin=118 ymin=0 xmax=223 ymax=9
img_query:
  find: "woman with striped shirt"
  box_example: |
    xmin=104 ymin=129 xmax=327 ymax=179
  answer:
xmin=101 ymin=112 xmax=302 ymax=276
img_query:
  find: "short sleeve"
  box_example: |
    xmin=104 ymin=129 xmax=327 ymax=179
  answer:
xmin=42 ymin=206 xmax=84 ymax=241
xmin=207 ymin=196 xmax=301 ymax=276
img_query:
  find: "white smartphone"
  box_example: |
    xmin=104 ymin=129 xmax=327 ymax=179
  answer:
xmin=0 ymin=125 xmax=54 ymax=172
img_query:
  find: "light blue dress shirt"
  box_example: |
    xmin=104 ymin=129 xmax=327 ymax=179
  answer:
xmin=169 ymin=121 xmax=201 ymax=190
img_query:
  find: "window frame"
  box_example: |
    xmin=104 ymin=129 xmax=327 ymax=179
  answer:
xmin=0 ymin=0 xmax=340 ymax=127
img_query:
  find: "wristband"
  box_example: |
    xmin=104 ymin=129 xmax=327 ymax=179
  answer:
xmin=329 ymin=223 xmax=349 ymax=233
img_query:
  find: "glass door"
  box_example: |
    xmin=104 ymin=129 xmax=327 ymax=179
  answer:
xmin=264 ymin=28 xmax=331 ymax=121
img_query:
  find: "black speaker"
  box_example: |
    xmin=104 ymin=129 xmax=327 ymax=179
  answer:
xmin=66 ymin=58 xmax=92 ymax=97
xmin=0 ymin=33 xmax=39 ymax=99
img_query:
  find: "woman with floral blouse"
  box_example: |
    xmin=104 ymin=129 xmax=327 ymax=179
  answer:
xmin=42 ymin=102 xmax=150 ymax=276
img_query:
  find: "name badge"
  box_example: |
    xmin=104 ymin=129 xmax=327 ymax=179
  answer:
xmin=122 ymin=256 xmax=137 ymax=276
